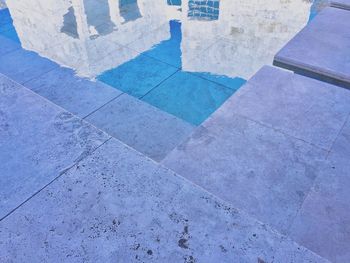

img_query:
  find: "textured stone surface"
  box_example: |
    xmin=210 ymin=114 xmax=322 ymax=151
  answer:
xmin=0 ymin=49 xmax=58 ymax=84
xmin=274 ymin=7 xmax=350 ymax=86
xmin=331 ymin=0 xmax=350 ymax=10
xmin=0 ymin=74 xmax=109 ymax=219
xmin=86 ymin=93 xmax=194 ymax=161
xmin=163 ymin=114 xmax=327 ymax=234
xmin=223 ymin=66 xmax=350 ymax=150
xmin=0 ymin=138 xmax=326 ymax=262
xmin=289 ymin=151 xmax=350 ymax=263
xmin=25 ymin=67 xmax=122 ymax=118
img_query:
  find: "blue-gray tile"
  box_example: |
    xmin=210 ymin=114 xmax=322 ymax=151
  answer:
xmin=97 ymin=54 xmax=178 ymax=98
xmin=0 ymin=49 xmax=58 ymax=84
xmin=329 ymin=115 xmax=350 ymax=157
xmin=289 ymin=152 xmax=350 ymax=263
xmin=223 ymin=66 xmax=350 ymax=150
xmin=0 ymin=74 xmax=109 ymax=219
xmin=25 ymin=67 xmax=122 ymax=118
xmin=0 ymin=138 xmax=325 ymax=262
xmin=86 ymin=94 xmax=194 ymax=161
xmin=0 ymin=35 xmax=20 ymax=56
xmin=142 ymin=71 xmax=235 ymax=125
xmin=163 ymin=114 xmax=327 ymax=234
xmin=274 ymin=7 xmax=350 ymax=86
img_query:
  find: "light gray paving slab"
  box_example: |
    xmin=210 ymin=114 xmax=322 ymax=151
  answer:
xmin=0 ymin=138 xmax=327 ymax=262
xmin=163 ymin=114 xmax=327 ymax=234
xmin=289 ymin=151 xmax=350 ymax=263
xmin=274 ymin=7 xmax=350 ymax=88
xmin=331 ymin=0 xmax=350 ymax=10
xmin=0 ymin=74 xmax=109 ymax=219
xmin=25 ymin=67 xmax=122 ymax=119
xmin=222 ymin=66 xmax=350 ymax=150
xmin=86 ymin=93 xmax=194 ymax=161
xmin=330 ymin=114 xmax=350 ymax=157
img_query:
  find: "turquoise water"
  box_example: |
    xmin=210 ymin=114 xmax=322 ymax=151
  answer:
xmin=0 ymin=0 xmax=327 ymax=125
xmin=98 ymin=20 xmax=244 ymax=125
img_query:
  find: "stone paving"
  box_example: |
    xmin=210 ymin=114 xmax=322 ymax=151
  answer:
xmin=163 ymin=66 xmax=350 ymax=262
xmin=274 ymin=7 xmax=350 ymax=89
xmin=1 ymin=2 xmax=350 ymax=263
xmin=0 ymin=73 xmax=328 ymax=262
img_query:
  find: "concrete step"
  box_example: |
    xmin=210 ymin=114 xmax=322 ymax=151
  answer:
xmin=331 ymin=0 xmax=350 ymax=10
xmin=163 ymin=66 xmax=350 ymax=262
xmin=274 ymin=7 xmax=350 ymax=89
xmin=0 ymin=72 xmax=328 ymax=262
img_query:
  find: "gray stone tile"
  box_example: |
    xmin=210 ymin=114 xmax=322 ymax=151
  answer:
xmin=163 ymin=114 xmax=327 ymax=234
xmin=25 ymin=67 xmax=122 ymax=119
xmin=0 ymin=138 xmax=325 ymax=262
xmin=330 ymin=115 xmax=350 ymax=157
xmin=220 ymin=66 xmax=350 ymax=150
xmin=0 ymin=49 xmax=58 ymax=84
xmin=274 ymin=7 xmax=350 ymax=87
xmin=274 ymin=238 xmax=331 ymax=263
xmin=0 ymin=74 xmax=109 ymax=219
xmin=331 ymin=0 xmax=350 ymax=10
xmin=289 ymin=152 xmax=350 ymax=263
xmin=86 ymin=94 xmax=194 ymax=161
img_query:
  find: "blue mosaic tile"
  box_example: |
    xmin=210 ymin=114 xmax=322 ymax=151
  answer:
xmin=97 ymin=54 xmax=178 ymax=98
xmin=142 ymin=71 xmax=235 ymax=125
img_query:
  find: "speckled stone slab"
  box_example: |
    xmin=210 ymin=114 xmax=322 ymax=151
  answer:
xmin=274 ymin=7 xmax=350 ymax=88
xmin=163 ymin=114 xmax=327 ymax=234
xmin=220 ymin=66 xmax=350 ymax=150
xmin=0 ymin=138 xmax=328 ymax=262
xmin=289 ymin=151 xmax=350 ymax=263
xmin=25 ymin=67 xmax=122 ymax=119
xmin=331 ymin=0 xmax=350 ymax=10
xmin=86 ymin=93 xmax=194 ymax=162
xmin=0 ymin=74 xmax=109 ymax=219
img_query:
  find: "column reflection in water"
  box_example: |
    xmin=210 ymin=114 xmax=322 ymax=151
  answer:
xmin=5 ymin=0 xmax=169 ymax=77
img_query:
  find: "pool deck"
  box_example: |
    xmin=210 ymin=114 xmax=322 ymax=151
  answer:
xmin=274 ymin=7 xmax=350 ymax=89
xmin=1 ymin=4 xmax=350 ymax=263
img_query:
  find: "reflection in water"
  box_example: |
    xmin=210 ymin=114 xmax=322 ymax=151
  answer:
xmin=4 ymin=0 xmax=326 ymax=79
xmin=188 ymin=0 xmax=220 ymax=21
xmin=61 ymin=7 xmax=79 ymax=39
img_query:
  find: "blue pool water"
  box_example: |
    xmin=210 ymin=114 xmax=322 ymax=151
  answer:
xmin=0 ymin=0 xmax=327 ymax=125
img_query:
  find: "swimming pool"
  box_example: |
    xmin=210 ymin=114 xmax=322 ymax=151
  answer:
xmin=1 ymin=0 xmax=328 ymax=125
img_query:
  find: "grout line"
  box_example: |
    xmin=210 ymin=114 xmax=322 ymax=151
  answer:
xmin=21 ymin=65 xmax=60 ymax=86
xmin=326 ymin=112 xmax=350 ymax=160
xmin=0 ymin=137 xmax=112 ymax=222
xmin=223 ymin=111 xmax=330 ymax=154
xmin=82 ymin=92 xmax=124 ymax=120
xmin=139 ymin=69 xmax=180 ymax=99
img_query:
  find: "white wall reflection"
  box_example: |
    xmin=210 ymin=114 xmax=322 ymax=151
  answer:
xmin=5 ymin=0 xmax=326 ymax=79
xmin=181 ymin=0 xmax=314 ymax=79
xmin=6 ymin=0 xmax=170 ymax=77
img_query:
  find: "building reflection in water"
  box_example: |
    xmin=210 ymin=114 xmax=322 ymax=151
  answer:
xmin=5 ymin=0 xmax=325 ymax=80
